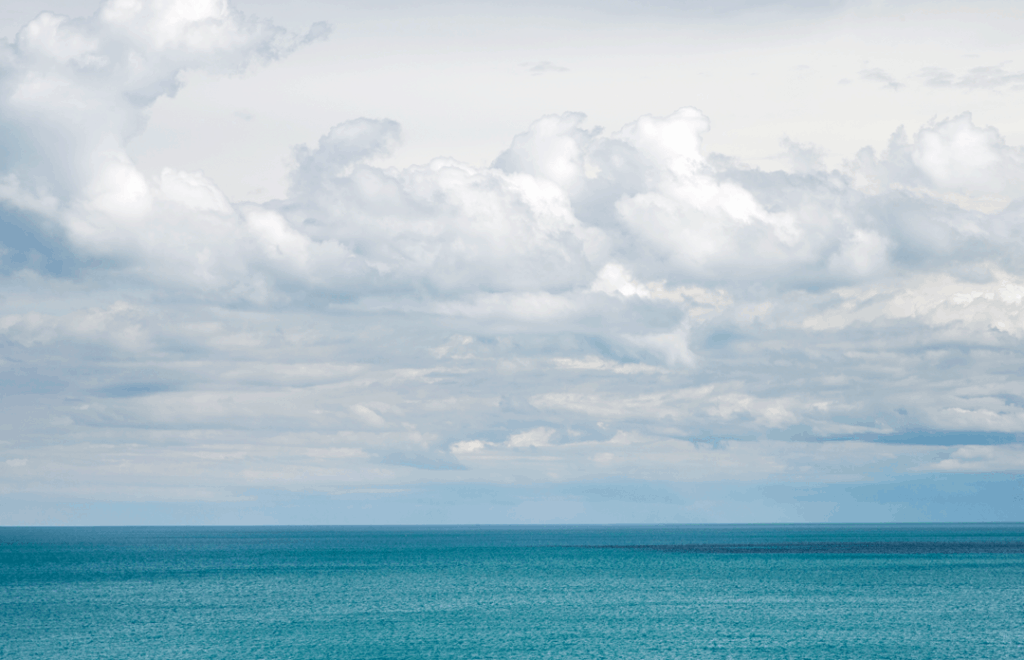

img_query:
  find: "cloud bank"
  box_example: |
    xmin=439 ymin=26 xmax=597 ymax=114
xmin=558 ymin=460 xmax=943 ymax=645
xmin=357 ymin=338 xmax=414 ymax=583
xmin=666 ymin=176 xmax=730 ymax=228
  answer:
xmin=2 ymin=0 xmax=1024 ymax=522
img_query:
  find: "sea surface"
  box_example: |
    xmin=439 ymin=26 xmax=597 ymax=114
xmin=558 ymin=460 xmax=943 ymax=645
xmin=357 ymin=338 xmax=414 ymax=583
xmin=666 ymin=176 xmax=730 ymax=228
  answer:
xmin=2 ymin=524 xmax=1024 ymax=659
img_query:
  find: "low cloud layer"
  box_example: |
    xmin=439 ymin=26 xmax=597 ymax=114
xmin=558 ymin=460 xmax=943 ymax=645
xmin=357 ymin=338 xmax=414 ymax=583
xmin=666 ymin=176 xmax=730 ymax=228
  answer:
xmin=2 ymin=0 xmax=1024 ymax=521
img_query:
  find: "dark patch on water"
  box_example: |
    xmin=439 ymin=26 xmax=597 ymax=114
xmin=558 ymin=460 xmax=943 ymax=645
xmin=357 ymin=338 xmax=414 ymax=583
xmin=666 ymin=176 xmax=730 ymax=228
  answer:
xmin=585 ymin=540 xmax=1024 ymax=554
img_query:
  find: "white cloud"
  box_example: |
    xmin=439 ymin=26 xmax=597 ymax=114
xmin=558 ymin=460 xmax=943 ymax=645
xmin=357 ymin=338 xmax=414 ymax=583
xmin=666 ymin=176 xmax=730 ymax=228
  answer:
xmin=920 ymin=65 xmax=1024 ymax=91
xmin=853 ymin=113 xmax=1024 ymax=208
xmin=508 ymin=427 xmax=556 ymax=448
xmin=860 ymin=68 xmax=904 ymax=91
xmin=913 ymin=114 xmax=1023 ymax=195
xmin=524 ymin=61 xmax=569 ymax=76
xmin=0 ymin=0 xmax=325 ymax=289
xmin=924 ymin=444 xmax=1024 ymax=472
xmin=590 ymin=264 xmax=651 ymax=299
xmin=5 ymin=0 xmax=1024 ymax=518
xmin=451 ymin=440 xmax=486 ymax=454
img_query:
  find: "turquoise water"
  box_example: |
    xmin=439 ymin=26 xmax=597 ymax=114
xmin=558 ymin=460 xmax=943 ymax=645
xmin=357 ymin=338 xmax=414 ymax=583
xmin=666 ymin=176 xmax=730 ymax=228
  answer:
xmin=2 ymin=525 xmax=1024 ymax=659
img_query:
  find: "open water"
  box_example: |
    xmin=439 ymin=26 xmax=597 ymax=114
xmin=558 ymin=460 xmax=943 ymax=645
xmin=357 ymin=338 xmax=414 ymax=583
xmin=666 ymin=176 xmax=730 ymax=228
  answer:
xmin=2 ymin=524 xmax=1024 ymax=659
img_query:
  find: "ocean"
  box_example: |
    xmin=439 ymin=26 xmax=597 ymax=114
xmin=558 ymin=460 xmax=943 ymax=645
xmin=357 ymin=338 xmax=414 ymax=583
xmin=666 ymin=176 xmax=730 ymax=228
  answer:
xmin=2 ymin=524 xmax=1023 ymax=659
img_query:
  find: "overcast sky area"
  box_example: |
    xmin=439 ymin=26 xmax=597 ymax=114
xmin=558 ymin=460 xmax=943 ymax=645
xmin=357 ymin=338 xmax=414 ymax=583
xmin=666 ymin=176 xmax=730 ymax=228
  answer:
xmin=3 ymin=0 xmax=1024 ymax=524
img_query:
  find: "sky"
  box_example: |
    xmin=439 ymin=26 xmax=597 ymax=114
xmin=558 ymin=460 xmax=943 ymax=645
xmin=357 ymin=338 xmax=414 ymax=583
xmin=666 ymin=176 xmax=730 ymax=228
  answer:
xmin=2 ymin=0 xmax=1024 ymax=525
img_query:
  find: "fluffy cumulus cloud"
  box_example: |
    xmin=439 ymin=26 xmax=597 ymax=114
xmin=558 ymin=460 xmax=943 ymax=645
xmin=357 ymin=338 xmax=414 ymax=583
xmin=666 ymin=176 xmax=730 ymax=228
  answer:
xmin=3 ymin=0 xmax=1024 ymax=522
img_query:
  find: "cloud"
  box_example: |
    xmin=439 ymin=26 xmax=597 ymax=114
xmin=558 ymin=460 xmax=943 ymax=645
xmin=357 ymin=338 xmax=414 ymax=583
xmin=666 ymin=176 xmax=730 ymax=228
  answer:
xmin=0 ymin=0 xmax=325 ymax=293
xmin=508 ymin=427 xmax=556 ymax=448
xmin=275 ymin=116 xmax=606 ymax=297
xmin=925 ymin=444 xmax=1024 ymax=472
xmin=525 ymin=61 xmax=569 ymax=75
xmin=920 ymin=65 xmax=1024 ymax=91
xmin=6 ymin=1 xmax=1024 ymax=516
xmin=860 ymin=67 xmax=903 ymax=90
xmin=781 ymin=137 xmax=825 ymax=174
xmin=853 ymin=113 xmax=1024 ymax=209
xmin=863 ymin=64 xmax=1024 ymax=93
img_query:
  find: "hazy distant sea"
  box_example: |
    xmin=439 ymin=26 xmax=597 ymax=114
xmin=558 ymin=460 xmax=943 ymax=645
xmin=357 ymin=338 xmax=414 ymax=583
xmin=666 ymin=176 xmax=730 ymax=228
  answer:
xmin=2 ymin=525 xmax=1023 ymax=659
